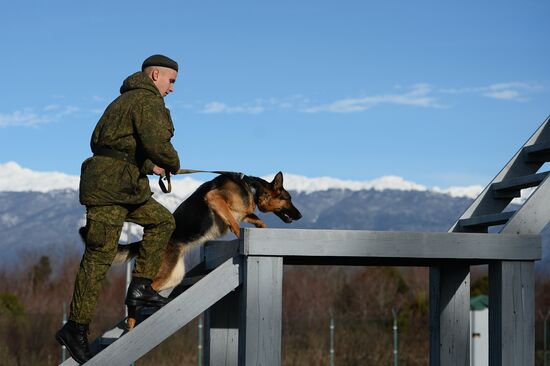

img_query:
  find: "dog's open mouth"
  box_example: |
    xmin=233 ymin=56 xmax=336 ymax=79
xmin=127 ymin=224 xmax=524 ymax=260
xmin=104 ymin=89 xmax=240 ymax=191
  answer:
xmin=275 ymin=209 xmax=301 ymax=224
xmin=275 ymin=211 xmax=293 ymax=223
xmin=282 ymin=213 xmax=293 ymax=223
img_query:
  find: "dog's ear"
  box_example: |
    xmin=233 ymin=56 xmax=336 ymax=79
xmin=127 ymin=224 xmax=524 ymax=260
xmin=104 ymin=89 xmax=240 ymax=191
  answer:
xmin=271 ymin=171 xmax=283 ymax=191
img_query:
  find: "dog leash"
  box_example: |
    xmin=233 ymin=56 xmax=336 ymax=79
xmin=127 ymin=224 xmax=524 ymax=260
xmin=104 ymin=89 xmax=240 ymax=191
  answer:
xmin=158 ymin=168 xmax=244 ymax=193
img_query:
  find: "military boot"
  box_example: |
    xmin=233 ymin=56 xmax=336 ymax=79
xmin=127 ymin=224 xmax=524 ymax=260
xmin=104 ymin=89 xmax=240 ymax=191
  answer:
xmin=125 ymin=277 xmax=170 ymax=307
xmin=55 ymin=320 xmax=92 ymax=364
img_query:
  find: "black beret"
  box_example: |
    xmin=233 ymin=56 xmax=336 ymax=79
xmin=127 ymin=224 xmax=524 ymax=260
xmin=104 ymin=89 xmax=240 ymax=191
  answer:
xmin=141 ymin=54 xmax=179 ymax=72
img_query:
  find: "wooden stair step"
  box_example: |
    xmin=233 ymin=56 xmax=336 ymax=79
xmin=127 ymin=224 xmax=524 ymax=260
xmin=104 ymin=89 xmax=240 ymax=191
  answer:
xmin=523 ymin=141 xmax=550 ymax=162
xmin=491 ymin=172 xmax=549 ymax=198
xmin=458 ymin=211 xmax=515 ymax=229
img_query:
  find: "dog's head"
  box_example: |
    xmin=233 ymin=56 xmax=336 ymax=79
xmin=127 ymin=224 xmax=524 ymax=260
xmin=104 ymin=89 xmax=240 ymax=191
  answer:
xmin=257 ymin=172 xmax=302 ymax=223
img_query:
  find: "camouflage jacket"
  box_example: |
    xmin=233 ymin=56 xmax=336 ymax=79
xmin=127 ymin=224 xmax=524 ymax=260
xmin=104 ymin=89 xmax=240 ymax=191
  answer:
xmin=79 ymin=72 xmax=181 ymax=206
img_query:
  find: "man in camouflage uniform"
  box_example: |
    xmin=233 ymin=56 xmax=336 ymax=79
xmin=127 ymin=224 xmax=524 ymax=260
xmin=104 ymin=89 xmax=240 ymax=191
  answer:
xmin=56 ymin=54 xmax=181 ymax=364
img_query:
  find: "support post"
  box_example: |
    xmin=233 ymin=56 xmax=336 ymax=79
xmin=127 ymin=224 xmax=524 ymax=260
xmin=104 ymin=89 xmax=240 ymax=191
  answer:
xmin=204 ymin=290 xmax=240 ymax=366
xmin=489 ymin=261 xmax=535 ymax=366
xmin=429 ymin=264 xmax=470 ymax=366
xmin=238 ymin=256 xmax=283 ymax=366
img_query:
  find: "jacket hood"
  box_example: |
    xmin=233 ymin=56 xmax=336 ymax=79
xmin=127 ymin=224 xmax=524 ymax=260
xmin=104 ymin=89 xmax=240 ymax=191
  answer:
xmin=119 ymin=72 xmax=161 ymax=96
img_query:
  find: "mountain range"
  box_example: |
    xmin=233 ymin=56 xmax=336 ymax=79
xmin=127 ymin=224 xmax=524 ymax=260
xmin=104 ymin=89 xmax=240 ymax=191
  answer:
xmin=0 ymin=162 xmax=547 ymax=272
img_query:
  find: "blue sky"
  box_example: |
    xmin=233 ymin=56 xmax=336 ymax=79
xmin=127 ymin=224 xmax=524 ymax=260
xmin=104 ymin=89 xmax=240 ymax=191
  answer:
xmin=0 ymin=0 xmax=548 ymax=188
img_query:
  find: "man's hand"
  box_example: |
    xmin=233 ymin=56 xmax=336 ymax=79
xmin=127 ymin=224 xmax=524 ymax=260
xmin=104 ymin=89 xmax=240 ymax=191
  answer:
xmin=153 ymin=166 xmax=167 ymax=176
xmin=155 ymin=165 xmax=173 ymax=193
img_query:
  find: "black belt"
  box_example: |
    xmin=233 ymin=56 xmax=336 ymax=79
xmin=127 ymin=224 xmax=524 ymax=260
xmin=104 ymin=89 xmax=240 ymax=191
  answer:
xmin=93 ymin=146 xmax=137 ymax=166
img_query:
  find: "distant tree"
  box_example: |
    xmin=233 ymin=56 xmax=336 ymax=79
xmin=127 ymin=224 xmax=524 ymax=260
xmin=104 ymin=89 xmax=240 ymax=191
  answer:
xmin=0 ymin=292 xmax=25 ymax=316
xmin=383 ymin=267 xmax=409 ymax=295
xmin=334 ymin=282 xmax=359 ymax=315
xmin=30 ymin=255 xmax=52 ymax=292
xmin=471 ymin=275 xmax=489 ymax=297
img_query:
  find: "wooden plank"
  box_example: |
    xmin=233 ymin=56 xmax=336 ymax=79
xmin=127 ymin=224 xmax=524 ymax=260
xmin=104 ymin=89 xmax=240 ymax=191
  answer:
xmin=501 ymin=175 xmax=550 ymax=235
xmin=205 ymin=240 xmax=240 ymax=270
xmin=458 ymin=211 xmax=515 ymax=229
xmin=283 ymin=256 xmax=487 ymax=267
xmin=204 ymin=290 xmax=240 ymax=366
xmin=491 ymin=171 xmax=549 ymax=192
xmin=77 ymin=257 xmax=241 ymax=366
xmin=429 ymin=265 xmax=470 ymax=366
xmin=60 ymin=358 xmax=78 ymax=366
xmin=240 ymin=228 xmax=540 ymax=261
xmin=523 ymin=140 xmax=550 ymax=156
xmin=239 ymin=256 xmax=283 ymax=366
xmin=524 ymin=151 xmax=550 ymax=163
xmin=170 ymin=239 xmax=248 ymax=298
xmin=489 ymin=261 xmax=535 ymax=366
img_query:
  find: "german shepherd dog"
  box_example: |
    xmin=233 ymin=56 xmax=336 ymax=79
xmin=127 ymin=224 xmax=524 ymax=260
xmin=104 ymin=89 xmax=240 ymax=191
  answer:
xmin=111 ymin=171 xmax=302 ymax=328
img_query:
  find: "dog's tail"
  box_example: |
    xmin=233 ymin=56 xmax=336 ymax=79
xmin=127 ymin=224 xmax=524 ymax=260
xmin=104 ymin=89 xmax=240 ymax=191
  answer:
xmin=78 ymin=226 xmax=140 ymax=264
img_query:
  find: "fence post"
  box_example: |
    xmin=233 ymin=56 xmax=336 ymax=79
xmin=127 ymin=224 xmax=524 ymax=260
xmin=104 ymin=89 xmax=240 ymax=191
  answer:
xmin=61 ymin=301 xmax=67 ymax=362
xmin=198 ymin=315 xmax=203 ymax=366
xmin=329 ymin=309 xmax=334 ymax=366
xmin=392 ymin=308 xmax=398 ymax=366
xmin=545 ymin=311 xmax=550 ymax=366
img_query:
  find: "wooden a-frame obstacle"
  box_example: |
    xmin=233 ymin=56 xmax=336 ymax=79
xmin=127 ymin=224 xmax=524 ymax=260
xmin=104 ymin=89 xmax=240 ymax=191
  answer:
xmin=61 ymin=116 xmax=550 ymax=366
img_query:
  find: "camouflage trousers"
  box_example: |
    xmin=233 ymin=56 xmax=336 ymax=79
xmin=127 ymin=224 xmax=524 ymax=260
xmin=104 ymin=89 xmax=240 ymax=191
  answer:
xmin=69 ymin=197 xmax=175 ymax=325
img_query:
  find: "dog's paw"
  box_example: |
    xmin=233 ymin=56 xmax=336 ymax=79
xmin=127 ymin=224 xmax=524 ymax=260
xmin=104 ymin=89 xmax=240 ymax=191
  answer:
xmin=254 ymin=221 xmax=267 ymax=228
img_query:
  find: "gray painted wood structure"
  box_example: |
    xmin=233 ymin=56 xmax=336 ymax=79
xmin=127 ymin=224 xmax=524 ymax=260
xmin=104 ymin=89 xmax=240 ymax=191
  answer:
xmin=445 ymin=115 xmax=550 ymax=366
xmin=61 ymin=229 xmax=540 ymax=366
xmin=59 ymin=116 xmax=549 ymax=365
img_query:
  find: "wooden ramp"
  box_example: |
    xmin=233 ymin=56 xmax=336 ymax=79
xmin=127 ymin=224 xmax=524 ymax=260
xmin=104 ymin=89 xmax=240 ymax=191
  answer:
xmin=60 ymin=256 xmax=241 ymax=366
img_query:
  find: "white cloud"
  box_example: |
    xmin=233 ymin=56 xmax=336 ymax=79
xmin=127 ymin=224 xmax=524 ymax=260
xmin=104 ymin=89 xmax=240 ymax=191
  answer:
xmin=302 ymin=84 xmax=443 ymax=113
xmin=201 ymin=101 xmax=264 ymax=115
xmin=198 ymin=95 xmax=310 ymax=115
xmin=44 ymin=104 xmax=60 ymax=111
xmin=484 ymin=90 xmax=522 ymax=100
xmin=482 ymin=82 xmax=542 ymax=101
xmin=0 ymin=109 xmax=45 ymax=127
xmin=440 ymin=82 xmax=544 ymax=102
xmin=0 ymin=105 xmax=79 ymax=128
xmin=183 ymin=81 xmax=545 ymax=116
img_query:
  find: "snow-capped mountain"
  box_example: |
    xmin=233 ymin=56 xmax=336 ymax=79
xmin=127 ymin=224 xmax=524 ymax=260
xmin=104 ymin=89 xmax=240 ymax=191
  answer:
xmin=0 ymin=161 xmax=483 ymax=200
xmin=0 ymin=161 xmax=80 ymax=192
xmin=1 ymin=161 xmax=546 ymax=272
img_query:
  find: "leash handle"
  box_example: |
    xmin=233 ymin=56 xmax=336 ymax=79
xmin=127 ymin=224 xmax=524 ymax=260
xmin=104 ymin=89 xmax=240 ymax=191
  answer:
xmin=159 ymin=174 xmax=172 ymax=193
xmin=158 ymin=168 xmax=244 ymax=193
